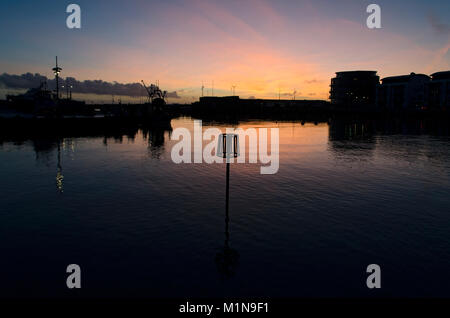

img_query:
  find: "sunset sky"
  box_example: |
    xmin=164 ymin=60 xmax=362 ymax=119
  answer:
xmin=1 ymin=0 xmax=449 ymax=102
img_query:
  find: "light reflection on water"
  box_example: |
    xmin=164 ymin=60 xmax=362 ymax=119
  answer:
xmin=0 ymin=117 xmax=449 ymax=298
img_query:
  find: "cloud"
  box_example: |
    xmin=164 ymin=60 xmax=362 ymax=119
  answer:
xmin=166 ymin=91 xmax=180 ymax=98
xmin=280 ymin=91 xmax=301 ymax=97
xmin=304 ymin=79 xmax=323 ymax=84
xmin=425 ymin=43 xmax=450 ymax=73
xmin=0 ymin=72 xmax=47 ymax=90
xmin=427 ymin=12 xmax=450 ymax=35
xmin=0 ymin=73 xmax=180 ymax=98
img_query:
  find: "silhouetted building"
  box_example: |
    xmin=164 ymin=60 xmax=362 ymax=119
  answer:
xmin=330 ymin=71 xmax=379 ymax=109
xmin=428 ymin=71 xmax=450 ymax=111
xmin=194 ymin=96 xmax=330 ymax=116
xmin=378 ymin=73 xmax=430 ymax=110
xmin=199 ymin=96 xmax=240 ymax=107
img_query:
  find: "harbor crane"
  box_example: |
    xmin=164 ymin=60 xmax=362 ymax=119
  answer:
xmin=141 ymin=80 xmax=167 ymax=105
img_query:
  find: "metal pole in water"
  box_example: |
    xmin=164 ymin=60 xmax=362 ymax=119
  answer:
xmin=225 ymin=161 xmax=230 ymax=245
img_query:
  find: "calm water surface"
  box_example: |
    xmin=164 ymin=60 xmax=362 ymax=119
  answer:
xmin=1 ymin=117 xmax=449 ymax=298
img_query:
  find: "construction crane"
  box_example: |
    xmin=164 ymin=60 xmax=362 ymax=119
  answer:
xmin=141 ymin=80 xmax=167 ymax=105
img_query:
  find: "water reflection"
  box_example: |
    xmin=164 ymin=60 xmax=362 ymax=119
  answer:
xmin=328 ymin=119 xmax=377 ymax=160
xmin=56 ymin=140 xmax=64 ymax=193
xmin=0 ymin=121 xmax=173 ymax=196
xmin=142 ymin=126 xmax=169 ymax=159
xmin=0 ymin=122 xmax=172 ymax=161
xmin=327 ymin=118 xmax=450 ymax=163
xmin=328 ymin=117 xmax=450 ymax=140
xmin=1 ymin=116 xmax=450 ymax=297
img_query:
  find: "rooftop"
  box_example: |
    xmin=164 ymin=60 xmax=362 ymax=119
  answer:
xmin=335 ymin=70 xmax=378 ymax=76
xmin=431 ymin=71 xmax=450 ymax=80
xmin=381 ymin=72 xmax=430 ymax=84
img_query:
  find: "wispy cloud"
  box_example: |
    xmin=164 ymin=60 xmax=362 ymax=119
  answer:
xmin=2 ymin=0 xmax=450 ymax=102
xmin=427 ymin=12 xmax=450 ymax=35
xmin=304 ymin=79 xmax=324 ymax=84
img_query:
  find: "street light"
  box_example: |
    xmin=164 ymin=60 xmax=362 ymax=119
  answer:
xmin=52 ymin=56 xmax=62 ymax=100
